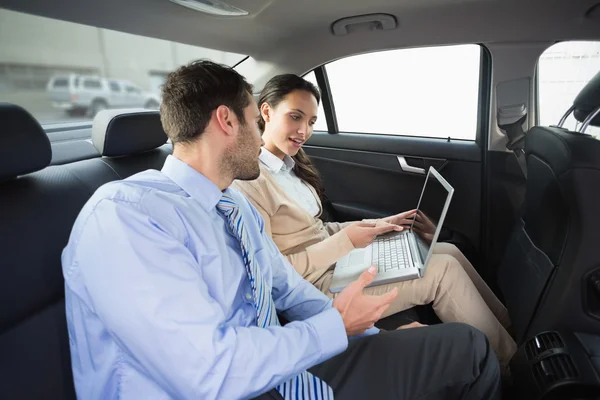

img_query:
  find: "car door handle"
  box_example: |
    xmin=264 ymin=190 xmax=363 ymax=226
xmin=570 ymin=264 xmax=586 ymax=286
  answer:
xmin=397 ymin=156 xmax=426 ymax=175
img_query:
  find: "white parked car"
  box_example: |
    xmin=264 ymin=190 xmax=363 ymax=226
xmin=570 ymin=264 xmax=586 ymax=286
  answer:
xmin=46 ymin=74 xmax=161 ymax=117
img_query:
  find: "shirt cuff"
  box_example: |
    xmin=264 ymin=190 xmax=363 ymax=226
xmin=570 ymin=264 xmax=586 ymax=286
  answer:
xmin=305 ymin=307 xmax=348 ymax=363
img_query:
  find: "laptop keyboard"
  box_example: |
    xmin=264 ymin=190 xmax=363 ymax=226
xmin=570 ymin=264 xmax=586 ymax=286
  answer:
xmin=371 ymin=233 xmax=411 ymax=273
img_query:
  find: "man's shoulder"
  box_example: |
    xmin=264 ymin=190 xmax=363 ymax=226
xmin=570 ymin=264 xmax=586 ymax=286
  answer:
xmin=79 ymin=169 xmax=188 ymax=222
xmin=90 ymin=170 xmax=169 ymax=205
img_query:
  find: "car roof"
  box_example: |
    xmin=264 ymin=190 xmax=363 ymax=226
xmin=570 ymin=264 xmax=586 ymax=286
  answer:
xmin=2 ymin=0 xmax=598 ymax=70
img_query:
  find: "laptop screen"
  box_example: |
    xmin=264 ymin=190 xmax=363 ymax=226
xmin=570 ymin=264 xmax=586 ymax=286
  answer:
xmin=411 ymin=169 xmax=453 ymax=265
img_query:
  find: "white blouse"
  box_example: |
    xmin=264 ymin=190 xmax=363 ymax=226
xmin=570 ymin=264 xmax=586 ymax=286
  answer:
xmin=259 ymin=148 xmax=321 ymax=218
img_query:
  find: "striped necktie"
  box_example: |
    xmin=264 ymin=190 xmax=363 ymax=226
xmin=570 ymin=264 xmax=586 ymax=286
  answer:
xmin=217 ymin=191 xmax=334 ymax=400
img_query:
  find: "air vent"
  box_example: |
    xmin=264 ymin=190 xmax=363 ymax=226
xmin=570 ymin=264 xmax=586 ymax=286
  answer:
xmin=533 ymin=354 xmax=578 ymax=390
xmin=526 ymin=332 xmax=564 ymax=360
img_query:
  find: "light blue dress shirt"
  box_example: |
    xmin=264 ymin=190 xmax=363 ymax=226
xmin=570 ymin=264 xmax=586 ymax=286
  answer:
xmin=62 ymin=155 xmax=376 ymax=400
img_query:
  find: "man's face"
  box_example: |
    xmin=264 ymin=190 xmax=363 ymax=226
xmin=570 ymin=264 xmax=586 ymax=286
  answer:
xmin=228 ymin=94 xmax=263 ymax=181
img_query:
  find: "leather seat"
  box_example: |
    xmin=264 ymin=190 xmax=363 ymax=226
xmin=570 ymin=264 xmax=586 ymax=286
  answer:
xmin=91 ymin=108 xmax=171 ymax=178
xmin=0 ymin=105 xmax=170 ymax=399
xmin=498 ymin=71 xmax=600 ymax=343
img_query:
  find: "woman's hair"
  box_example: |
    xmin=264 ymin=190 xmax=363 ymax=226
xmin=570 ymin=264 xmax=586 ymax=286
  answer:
xmin=258 ymin=74 xmax=327 ymax=204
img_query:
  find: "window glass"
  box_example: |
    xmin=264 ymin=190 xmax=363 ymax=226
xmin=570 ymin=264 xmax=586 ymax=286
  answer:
xmin=126 ymin=86 xmax=141 ymax=94
xmin=538 ymin=41 xmax=600 ymax=136
xmin=324 ymin=44 xmax=481 ymax=140
xmin=109 ymin=81 xmax=121 ymax=92
xmin=83 ymin=79 xmax=102 ymax=90
xmin=0 ymin=8 xmax=246 ymax=125
xmin=52 ymin=78 xmax=69 ymax=88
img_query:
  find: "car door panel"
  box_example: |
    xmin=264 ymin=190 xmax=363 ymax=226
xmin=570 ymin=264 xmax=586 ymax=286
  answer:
xmin=304 ymin=132 xmax=483 ymax=251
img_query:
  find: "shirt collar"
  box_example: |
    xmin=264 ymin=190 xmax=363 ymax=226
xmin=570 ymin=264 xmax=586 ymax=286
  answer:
xmin=161 ymin=155 xmax=223 ymax=211
xmin=259 ymin=147 xmax=295 ymax=173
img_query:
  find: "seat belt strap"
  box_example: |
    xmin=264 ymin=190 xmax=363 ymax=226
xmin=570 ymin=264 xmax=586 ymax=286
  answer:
xmin=498 ymin=106 xmax=528 ymax=178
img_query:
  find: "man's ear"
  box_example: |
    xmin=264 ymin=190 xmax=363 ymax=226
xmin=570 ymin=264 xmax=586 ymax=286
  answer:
xmin=215 ymin=105 xmax=237 ymax=137
xmin=260 ymin=102 xmax=271 ymax=124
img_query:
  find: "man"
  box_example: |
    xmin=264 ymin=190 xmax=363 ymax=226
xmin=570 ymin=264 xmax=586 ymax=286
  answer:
xmin=61 ymin=60 xmax=501 ymax=399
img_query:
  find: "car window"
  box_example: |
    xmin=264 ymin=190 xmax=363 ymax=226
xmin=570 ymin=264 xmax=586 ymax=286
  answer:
xmin=322 ymin=44 xmax=482 ymax=140
xmin=126 ymin=86 xmax=141 ymax=94
xmin=52 ymin=78 xmax=69 ymax=88
xmin=109 ymin=81 xmax=121 ymax=92
xmin=538 ymin=41 xmax=600 ymax=136
xmin=0 ymin=8 xmax=246 ymax=126
xmin=83 ymin=79 xmax=102 ymax=90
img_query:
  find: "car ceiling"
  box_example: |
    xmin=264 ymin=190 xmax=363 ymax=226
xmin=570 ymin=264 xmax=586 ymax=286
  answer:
xmin=1 ymin=0 xmax=599 ymax=63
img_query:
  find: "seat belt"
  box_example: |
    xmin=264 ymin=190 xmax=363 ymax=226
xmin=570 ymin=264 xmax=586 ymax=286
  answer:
xmin=498 ymin=105 xmax=528 ymax=178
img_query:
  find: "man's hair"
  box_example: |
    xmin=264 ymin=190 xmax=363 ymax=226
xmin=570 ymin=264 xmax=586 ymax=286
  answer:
xmin=160 ymin=60 xmax=253 ymax=144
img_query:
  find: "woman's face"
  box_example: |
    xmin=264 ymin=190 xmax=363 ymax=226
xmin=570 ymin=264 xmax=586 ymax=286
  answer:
xmin=261 ymin=89 xmax=319 ymax=158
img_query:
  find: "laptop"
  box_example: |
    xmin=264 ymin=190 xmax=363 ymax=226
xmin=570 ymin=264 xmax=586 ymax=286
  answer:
xmin=329 ymin=167 xmax=454 ymax=293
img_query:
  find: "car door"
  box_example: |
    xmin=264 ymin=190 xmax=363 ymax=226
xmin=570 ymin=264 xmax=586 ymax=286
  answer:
xmin=303 ymin=44 xmax=490 ymax=272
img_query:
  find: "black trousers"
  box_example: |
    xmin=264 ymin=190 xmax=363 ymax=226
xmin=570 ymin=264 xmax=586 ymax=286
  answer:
xmin=255 ymin=322 xmax=501 ymax=400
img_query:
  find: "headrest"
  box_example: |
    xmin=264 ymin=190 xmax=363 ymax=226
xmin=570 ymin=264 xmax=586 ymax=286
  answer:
xmin=92 ymin=109 xmax=168 ymax=157
xmin=573 ymin=70 xmax=600 ymax=127
xmin=0 ymin=103 xmax=51 ymax=181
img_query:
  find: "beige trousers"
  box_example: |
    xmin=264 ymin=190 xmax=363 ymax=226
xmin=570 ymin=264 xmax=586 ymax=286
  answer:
xmin=320 ymin=243 xmax=517 ymax=367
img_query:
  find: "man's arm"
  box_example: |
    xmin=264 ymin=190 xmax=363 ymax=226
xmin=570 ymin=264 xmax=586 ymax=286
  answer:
xmin=71 ymin=198 xmax=348 ymax=399
xmin=244 ymin=197 xmax=380 ymax=336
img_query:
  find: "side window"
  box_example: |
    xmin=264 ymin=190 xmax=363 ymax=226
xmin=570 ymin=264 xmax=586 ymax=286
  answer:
xmin=126 ymin=86 xmax=141 ymax=94
xmin=109 ymin=81 xmax=121 ymax=92
xmin=83 ymin=79 xmax=102 ymax=90
xmin=52 ymin=78 xmax=69 ymax=89
xmin=324 ymin=44 xmax=482 ymax=140
xmin=302 ymin=71 xmax=328 ymax=131
xmin=538 ymin=41 xmax=600 ymax=136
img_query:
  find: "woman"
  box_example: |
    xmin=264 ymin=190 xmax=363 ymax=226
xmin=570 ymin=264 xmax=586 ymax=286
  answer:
xmin=232 ymin=74 xmax=516 ymax=367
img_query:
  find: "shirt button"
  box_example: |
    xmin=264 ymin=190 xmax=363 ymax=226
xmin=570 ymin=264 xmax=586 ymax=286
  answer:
xmin=245 ymin=293 xmax=253 ymax=301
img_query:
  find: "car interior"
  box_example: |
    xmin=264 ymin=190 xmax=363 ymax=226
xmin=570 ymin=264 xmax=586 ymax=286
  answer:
xmin=1 ymin=0 xmax=600 ymax=399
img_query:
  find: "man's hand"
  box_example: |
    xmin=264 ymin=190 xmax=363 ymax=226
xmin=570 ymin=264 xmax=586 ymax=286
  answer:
xmin=383 ymin=209 xmax=417 ymax=228
xmin=333 ymin=266 xmax=399 ymax=336
xmin=344 ymin=221 xmax=403 ymax=249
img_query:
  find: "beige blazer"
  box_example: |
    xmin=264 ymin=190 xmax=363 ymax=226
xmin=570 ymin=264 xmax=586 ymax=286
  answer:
xmin=232 ymin=165 xmax=355 ymax=290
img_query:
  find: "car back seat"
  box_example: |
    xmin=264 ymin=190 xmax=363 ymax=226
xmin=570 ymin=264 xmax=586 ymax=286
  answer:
xmin=0 ymin=104 xmax=170 ymax=399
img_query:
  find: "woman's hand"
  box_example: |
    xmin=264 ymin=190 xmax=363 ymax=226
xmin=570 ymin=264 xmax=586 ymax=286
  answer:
xmin=344 ymin=221 xmax=403 ymax=248
xmin=383 ymin=209 xmax=417 ymax=228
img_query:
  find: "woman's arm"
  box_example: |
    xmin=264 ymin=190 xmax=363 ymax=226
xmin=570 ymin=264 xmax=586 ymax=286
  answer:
xmin=233 ymin=180 xmax=355 ymax=281
xmin=323 ymin=220 xmax=353 ymax=235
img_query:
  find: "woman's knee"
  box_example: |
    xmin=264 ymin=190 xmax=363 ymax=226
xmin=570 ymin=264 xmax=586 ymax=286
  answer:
xmin=426 ymin=254 xmax=463 ymax=278
xmin=435 ymin=242 xmax=463 ymax=259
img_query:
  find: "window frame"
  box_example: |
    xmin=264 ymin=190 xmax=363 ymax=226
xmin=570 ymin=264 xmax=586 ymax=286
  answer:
xmin=308 ymin=44 xmax=491 ymax=145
